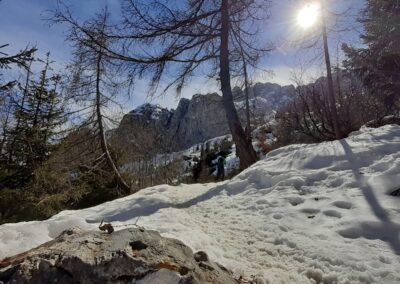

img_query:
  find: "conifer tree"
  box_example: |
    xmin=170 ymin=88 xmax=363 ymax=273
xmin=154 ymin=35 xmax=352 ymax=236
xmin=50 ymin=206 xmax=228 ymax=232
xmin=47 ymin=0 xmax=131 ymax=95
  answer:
xmin=343 ymin=0 xmax=400 ymax=115
xmin=3 ymin=53 xmax=66 ymax=183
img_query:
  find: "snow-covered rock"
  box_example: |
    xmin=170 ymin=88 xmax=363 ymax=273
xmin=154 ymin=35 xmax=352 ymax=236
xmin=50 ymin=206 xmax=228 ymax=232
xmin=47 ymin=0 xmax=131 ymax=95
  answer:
xmin=365 ymin=115 xmax=400 ymax=128
xmin=1 ymin=125 xmax=400 ymax=283
xmin=130 ymin=103 xmax=170 ymax=121
xmin=233 ymin=82 xmax=296 ymax=114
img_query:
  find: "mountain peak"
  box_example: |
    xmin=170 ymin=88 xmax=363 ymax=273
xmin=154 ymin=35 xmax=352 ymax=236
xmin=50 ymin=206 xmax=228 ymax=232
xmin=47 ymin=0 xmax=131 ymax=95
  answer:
xmin=130 ymin=103 xmax=170 ymax=121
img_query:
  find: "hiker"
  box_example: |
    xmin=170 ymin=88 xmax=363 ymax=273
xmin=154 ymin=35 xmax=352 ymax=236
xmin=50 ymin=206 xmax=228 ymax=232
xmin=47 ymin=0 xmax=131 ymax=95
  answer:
xmin=216 ymin=155 xmax=225 ymax=181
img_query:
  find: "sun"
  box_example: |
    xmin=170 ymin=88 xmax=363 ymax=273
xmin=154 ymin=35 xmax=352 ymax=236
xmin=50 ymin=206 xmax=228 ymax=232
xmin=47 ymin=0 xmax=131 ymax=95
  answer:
xmin=297 ymin=3 xmax=320 ymax=29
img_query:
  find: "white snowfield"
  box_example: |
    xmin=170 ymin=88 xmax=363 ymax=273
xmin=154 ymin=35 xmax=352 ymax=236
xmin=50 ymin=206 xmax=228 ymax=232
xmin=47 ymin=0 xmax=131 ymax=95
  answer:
xmin=1 ymin=125 xmax=400 ymax=283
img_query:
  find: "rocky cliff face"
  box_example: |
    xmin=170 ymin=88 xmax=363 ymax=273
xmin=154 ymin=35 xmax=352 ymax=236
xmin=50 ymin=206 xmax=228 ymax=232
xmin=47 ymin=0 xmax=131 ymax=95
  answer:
xmin=111 ymin=93 xmax=230 ymax=153
xmin=111 ymin=82 xmax=296 ymax=153
xmin=168 ymin=93 xmax=229 ymax=150
xmin=110 ymin=104 xmax=174 ymax=157
xmin=233 ymin=82 xmax=296 ymax=121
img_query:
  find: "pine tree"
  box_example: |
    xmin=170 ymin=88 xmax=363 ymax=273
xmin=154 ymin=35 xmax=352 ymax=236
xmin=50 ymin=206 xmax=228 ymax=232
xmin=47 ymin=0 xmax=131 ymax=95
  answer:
xmin=4 ymin=53 xmax=66 ymax=183
xmin=343 ymin=0 xmax=400 ymax=115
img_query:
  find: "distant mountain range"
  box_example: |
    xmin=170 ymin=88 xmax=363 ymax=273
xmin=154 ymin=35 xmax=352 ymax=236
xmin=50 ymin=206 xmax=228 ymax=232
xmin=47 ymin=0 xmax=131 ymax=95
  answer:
xmin=110 ymin=82 xmax=296 ymax=153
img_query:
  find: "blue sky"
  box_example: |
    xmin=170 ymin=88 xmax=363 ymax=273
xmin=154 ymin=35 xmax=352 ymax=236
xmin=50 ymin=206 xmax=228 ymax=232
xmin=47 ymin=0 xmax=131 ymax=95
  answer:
xmin=0 ymin=0 xmax=365 ymax=111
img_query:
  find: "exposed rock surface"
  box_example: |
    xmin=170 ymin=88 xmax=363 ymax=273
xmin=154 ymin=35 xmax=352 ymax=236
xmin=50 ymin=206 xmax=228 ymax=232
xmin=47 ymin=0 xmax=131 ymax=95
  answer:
xmin=365 ymin=115 xmax=400 ymax=128
xmin=169 ymin=94 xmax=229 ymax=150
xmin=0 ymin=227 xmax=238 ymax=284
xmin=110 ymin=103 xmax=175 ymax=158
xmin=112 ymin=82 xmax=296 ymax=153
xmin=233 ymin=82 xmax=296 ymax=114
xmin=111 ymin=93 xmax=230 ymax=152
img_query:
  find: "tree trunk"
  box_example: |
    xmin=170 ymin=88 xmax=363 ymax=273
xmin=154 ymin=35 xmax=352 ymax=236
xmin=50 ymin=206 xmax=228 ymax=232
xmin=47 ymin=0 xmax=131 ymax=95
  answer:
xmin=0 ymin=108 xmax=10 ymax=155
xmin=220 ymin=0 xmax=257 ymax=169
xmin=242 ymin=57 xmax=252 ymax=142
xmin=321 ymin=0 xmax=341 ymax=139
xmin=95 ymin=51 xmax=131 ymax=195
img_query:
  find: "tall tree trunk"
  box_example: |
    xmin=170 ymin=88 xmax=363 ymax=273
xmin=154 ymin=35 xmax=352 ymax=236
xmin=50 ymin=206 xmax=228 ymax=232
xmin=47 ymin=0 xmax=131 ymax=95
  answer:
xmin=0 ymin=107 xmax=10 ymax=155
xmin=321 ymin=0 xmax=341 ymax=139
xmin=95 ymin=51 xmax=131 ymax=194
xmin=242 ymin=57 xmax=252 ymax=142
xmin=220 ymin=0 xmax=257 ymax=169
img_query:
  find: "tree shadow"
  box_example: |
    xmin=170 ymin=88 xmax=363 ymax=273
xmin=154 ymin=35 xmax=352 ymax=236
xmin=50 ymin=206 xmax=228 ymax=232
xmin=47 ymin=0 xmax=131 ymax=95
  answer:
xmin=86 ymin=183 xmax=230 ymax=223
xmin=175 ymin=184 xmax=228 ymax=209
xmin=368 ymin=128 xmax=400 ymax=143
xmin=339 ymin=139 xmax=400 ymax=254
xmin=85 ymin=196 xmax=172 ymax=223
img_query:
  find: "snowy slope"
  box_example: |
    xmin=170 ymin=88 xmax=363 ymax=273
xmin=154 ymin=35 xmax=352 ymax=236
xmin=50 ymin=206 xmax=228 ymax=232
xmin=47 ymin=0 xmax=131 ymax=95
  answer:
xmin=1 ymin=125 xmax=400 ymax=283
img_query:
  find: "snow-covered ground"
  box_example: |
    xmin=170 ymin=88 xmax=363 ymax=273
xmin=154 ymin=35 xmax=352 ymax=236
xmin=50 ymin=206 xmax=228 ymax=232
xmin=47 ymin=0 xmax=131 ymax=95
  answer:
xmin=1 ymin=125 xmax=400 ymax=283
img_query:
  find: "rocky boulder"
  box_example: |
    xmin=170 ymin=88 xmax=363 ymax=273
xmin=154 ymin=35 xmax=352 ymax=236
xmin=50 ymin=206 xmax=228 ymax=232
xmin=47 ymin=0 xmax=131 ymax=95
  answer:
xmin=0 ymin=227 xmax=237 ymax=284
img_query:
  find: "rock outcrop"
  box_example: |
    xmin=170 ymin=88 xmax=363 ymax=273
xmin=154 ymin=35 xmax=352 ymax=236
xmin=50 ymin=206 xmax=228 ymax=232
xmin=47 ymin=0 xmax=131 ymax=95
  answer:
xmin=111 ymin=93 xmax=230 ymax=152
xmin=168 ymin=93 xmax=229 ymax=150
xmin=110 ymin=104 xmax=175 ymax=158
xmin=365 ymin=115 xmax=400 ymax=128
xmin=111 ymin=82 xmax=296 ymax=153
xmin=0 ymin=227 xmax=237 ymax=284
xmin=233 ymin=82 xmax=296 ymax=112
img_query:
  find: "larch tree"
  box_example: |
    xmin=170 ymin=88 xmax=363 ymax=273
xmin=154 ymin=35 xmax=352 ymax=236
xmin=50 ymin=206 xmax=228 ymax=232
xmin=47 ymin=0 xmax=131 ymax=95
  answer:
xmin=52 ymin=0 xmax=272 ymax=170
xmin=0 ymin=44 xmax=36 ymax=71
xmin=118 ymin=0 xmax=273 ymax=169
xmin=56 ymin=8 xmax=131 ymax=194
xmin=320 ymin=0 xmax=341 ymax=139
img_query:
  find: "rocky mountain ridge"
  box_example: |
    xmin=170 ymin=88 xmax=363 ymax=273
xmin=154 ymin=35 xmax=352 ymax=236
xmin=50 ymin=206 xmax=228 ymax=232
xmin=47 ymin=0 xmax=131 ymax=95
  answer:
xmin=111 ymin=82 xmax=296 ymax=153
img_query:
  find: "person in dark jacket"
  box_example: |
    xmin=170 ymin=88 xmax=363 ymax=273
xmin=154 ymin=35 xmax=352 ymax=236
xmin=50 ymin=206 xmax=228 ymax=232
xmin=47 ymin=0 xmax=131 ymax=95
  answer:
xmin=216 ymin=155 xmax=225 ymax=181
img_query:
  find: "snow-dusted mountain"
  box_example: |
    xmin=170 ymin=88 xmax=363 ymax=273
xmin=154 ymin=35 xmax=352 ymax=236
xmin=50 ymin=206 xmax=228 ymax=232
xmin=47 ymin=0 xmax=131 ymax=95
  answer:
xmin=2 ymin=125 xmax=400 ymax=283
xmin=130 ymin=103 xmax=172 ymax=122
xmin=233 ymin=82 xmax=296 ymax=113
xmin=112 ymin=82 xmax=296 ymax=153
xmin=111 ymin=93 xmax=230 ymax=152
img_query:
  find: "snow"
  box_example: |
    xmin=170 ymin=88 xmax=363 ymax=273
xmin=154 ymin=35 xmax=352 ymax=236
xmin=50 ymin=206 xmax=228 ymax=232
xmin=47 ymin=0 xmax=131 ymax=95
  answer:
xmin=224 ymin=144 xmax=240 ymax=175
xmin=130 ymin=103 xmax=168 ymax=120
xmin=1 ymin=125 xmax=400 ymax=283
xmin=122 ymin=134 xmax=235 ymax=180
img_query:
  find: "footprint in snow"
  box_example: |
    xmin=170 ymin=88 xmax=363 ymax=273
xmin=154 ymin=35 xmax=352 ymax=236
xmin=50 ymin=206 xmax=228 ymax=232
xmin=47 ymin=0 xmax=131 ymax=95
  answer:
xmin=333 ymin=201 xmax=353 ymax=210
xmin=287 ymin=196 xmax=305 ymax=206
xmin=301 ymin=208 xmax=320 ymax=214
xmin=323 ymin=210 xmax=342 ymax=218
